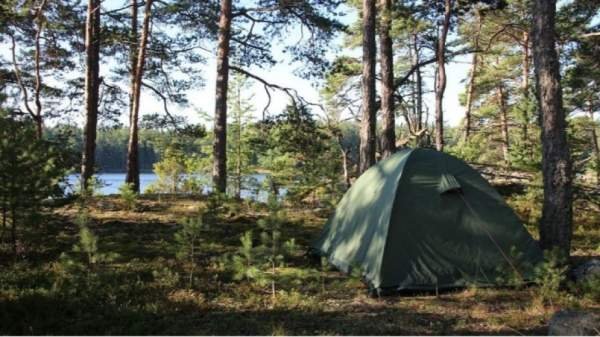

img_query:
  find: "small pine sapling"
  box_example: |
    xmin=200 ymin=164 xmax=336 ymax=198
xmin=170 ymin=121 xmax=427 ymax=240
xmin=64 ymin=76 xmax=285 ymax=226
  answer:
xmin=72 ymin=208 xmax=98 ymax=268
xmin=118 ymin=183 xmax=137 ymax=211
xmin=231 ymin=230 xmax=263 ymax=283
xmin=230 ymin=195 xmax=298 ymax=305
xmin=320 ymin=256 xmax=329 ymax=293
xmin=534 ymin=247 xmax=569 ymax=306
xmin=257 ymin=195 xmax=284 ymax=303
xmin=77 ymin=175 xmax=101 ymax=206
xmin=205 ymin=192 xmax=226 ymax=223
xmin=60 ymin=207 xmax=117 ymax=279
xmin=175 ymin=214 xmax=209 ymax=288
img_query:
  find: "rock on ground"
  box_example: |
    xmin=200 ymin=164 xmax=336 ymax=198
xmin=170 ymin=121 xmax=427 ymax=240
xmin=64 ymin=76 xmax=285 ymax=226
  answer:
xmin=571 ymin=259 xmax=600 ymax=283
xmin=548 ymin=310 xmax=600 ymax=336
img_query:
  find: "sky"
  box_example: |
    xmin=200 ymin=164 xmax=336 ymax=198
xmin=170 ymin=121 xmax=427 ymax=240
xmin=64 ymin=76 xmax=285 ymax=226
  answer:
xmin=2 ymin=0 xmax=471 ymax=128
xmin=171 ymin=47 xmax=471 ymax=127
xmin=132 ymin=1 xmax=472 ymax=129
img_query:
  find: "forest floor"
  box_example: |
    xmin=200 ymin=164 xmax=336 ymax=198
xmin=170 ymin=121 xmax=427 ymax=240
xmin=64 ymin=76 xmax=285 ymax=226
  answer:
xmin=0 ymin=192 xmax=599 ymax=335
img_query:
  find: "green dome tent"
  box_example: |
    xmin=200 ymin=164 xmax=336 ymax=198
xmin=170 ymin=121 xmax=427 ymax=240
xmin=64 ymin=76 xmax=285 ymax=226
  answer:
xmin=313 ymin=148 xmax=543 ymax=292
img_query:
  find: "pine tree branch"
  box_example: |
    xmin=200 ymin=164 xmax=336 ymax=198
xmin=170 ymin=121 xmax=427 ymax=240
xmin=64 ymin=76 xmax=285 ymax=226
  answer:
xmin=141 ymin=80 xmax=180 ymax=128
xmin=9 ymin=34 xmax=36 ymax=120
xmin=230 ymin=65 xmax=324 ymax=114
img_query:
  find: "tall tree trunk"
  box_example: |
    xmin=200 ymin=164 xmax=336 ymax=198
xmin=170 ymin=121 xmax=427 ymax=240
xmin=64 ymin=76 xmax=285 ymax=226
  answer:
xmin=81 ymin=0 xmax=101 ymax=192
xmin=235 ymin=85 xmax=242 ymax=199
xmin=463 ymin=10 xmax=481 ymax=142
xmin=379 ymin=0 xmax=395 ymax=158
xmin=11 ymin=207 xmax=17 ymax=259
xmin=335 ymin=132 xmax=351 ymax=189
xmin=434 ymin=0 xmax=451 ymax=152
xmin=497 ymin=84 xmax=510 ymax=165
xmin=589 ymin=104 xmax=600 ymax=183
xmin=33 ymin=0 xmax=47 ymax=139
xmin=212 ymin=0 xmax=232 ymax=193
xmin=128 ymin=0 xmax=138 ymax=129
xmin=532 ymin=0 xmax=572 ymax=256
xmin=9 ymin=35 xmax=35 ymax=123
xmin=125 ymin=0 xmax=138 ymax=191
xmin=409 ymin=41 xmax=416 ymax=128
xmin=126 ymin=0 xmax=152 ymax=193
xmin=412 ymin=32 xmax=423 ymax=136
xmin=341 ymin=148 xmax=351 ymax=189
xmin=359 ymin=0 xmax=377 ymax=173
xmin=521 ymin=31 xmax=530 ymax=144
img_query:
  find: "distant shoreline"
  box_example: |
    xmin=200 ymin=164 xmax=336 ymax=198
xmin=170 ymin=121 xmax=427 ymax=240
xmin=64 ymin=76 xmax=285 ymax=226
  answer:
xmin=67 ymin=171 xmax=156 ymax=175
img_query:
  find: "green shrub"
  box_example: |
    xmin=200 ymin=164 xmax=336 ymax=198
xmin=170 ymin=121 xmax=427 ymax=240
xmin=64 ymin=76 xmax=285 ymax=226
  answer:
xmin=534 ymin=248 xmax=569 ymax=305
xmin=577 ymin=276 xmax=600 ymax=301
xmin=0 ymin=112 xmax=69 ymax=258
xmin=152 ymin=267 xmax=180 ymax=289
xmin=53 ymin=208 xmax=118 ymax=290
xmin=230 ymin=195 xmax=298 ymax=304
xmin=232 ymin=230 xmax=263 ymax=283
xmin=71 ymin=208 xmax=117 ymax=268
xmin=175 ymin=215 xmax=209 ymax=288
xmin=206 ymin=192 xmax=227 ymax=221
xmin=118 ymin=183 xmax=137 ymax=211
xmin=494 ymin=246 xmax=532 ymax=288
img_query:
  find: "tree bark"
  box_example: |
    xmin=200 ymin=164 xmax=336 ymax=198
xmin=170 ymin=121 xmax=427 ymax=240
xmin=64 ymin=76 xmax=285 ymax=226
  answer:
xmin=589 ymin=105 xmax=600 ymax=183
xmin=235 ymin=84 xmax=242 ymax=199
xmin=463 ymin=10 xmax=481 ymax=142
xmin=126 ymin=0 xmax=152 ymax=193
xmin=212 ymin=0 xmax=232 ymax=193
xmin=412 ymin=32 xmax=423 ymax=137
xmin=9 ymin=35 xmax=36 ymax=123
xmin=497 ymin=84 xmax=510 ymax=165
xmin=81 ymin=0 xmax=101 ymax=191
xmin=11 ymin=207 xmax=17 ymax=259
xmin=359 ymin=0 xmax=377 ymax=173
xmin=128 ymin=0 xmax=138 ymax=127
xmin=521 ymin=31 xmax=530 ymax=143
xmin=434 ymin=0 xmax=451 ymax=152
xmin=532 ymin=0 xmax=573 ymax=256
xmin=379 ymin=0 xmax=395 ymax=159
xmin=33 ymin=0 xmax=47 ymax=139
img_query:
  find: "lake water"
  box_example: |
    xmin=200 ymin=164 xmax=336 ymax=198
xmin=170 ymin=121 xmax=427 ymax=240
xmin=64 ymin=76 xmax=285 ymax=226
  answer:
xmin=66 ymin=173 xmax=160 ymax=195
xmin=66 ymin=172 xmax=279 ymax=201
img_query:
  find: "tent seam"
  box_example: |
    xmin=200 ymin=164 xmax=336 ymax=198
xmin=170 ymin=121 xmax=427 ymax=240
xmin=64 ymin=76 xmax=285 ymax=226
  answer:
xmin=375 ymin=148 xmax=416 ymax=288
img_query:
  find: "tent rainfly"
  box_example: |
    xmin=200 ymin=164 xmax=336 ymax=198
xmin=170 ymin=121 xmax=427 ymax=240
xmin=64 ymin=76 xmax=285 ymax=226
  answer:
xmin=312 ymin=148 xmax=543 ymax=292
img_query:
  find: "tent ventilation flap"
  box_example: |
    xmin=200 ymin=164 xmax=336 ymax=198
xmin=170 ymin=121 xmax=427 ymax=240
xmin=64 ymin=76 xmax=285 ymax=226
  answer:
xmin=439 ymin=173 xmax=462 ymax=194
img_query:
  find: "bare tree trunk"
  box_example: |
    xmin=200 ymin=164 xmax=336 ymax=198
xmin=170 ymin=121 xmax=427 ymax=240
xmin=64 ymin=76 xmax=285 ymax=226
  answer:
xmin=33 ymin=0 xmax=47 ymax=139
xmin=127 ymin=0 xmax=138 ymax=130
xmin=521 ymin=31 xmax=530 ymax=143
xmin=341 ymin=148 xmax=351 ymax=188
xmin=463 ymin=10 xmax=481 ymax=142
xmin=359 ymin=0 xmax=377 ymax=173
xmin=589 ymin=105 xmax=600 ymax=183
xmin=125 ymin=0 xmax=138 ymax=191
xmin=81 ymin=0 xmax=101 ymax=191
xmin=532 ymin=0 xmax=573 ymax=256
xmin=334 ymin=131 xmax=351 ymax=189
xmin=11 ymin=207 xmax=17 ymax=259
xmin=434 ymin=0 xmax=451 ymax=152
xmin=126 ymin=0 xmax=153 ymax=193
xmin=213 ymin=0 xmax=232 ymax=193
xmin=412 ymin=32 xmax=423 ymax=138
xmin=235 ymin=85 xmax=242 ymax=199
xmin=9 ymin=35 xmax=36 ymax=123
xmin=379 ymin=0 xmax=395 ymax=159
xmin=497 ymin=84 xmax=510 ymax=165
xmin=409 ymin=42 xmax=417 ymax=128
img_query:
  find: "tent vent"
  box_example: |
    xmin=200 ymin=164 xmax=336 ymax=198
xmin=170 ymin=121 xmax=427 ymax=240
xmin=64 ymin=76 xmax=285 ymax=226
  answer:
xmin=439 ymin=173 xmax=462 ymax=194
